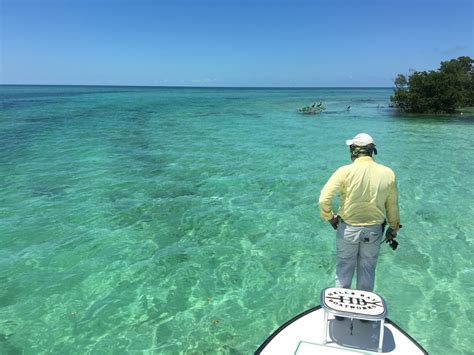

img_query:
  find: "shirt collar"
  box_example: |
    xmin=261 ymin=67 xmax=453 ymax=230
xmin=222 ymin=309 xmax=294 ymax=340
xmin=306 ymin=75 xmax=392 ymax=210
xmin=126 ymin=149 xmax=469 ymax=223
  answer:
xmin=353 ymin=156 xmax=374 ymax=163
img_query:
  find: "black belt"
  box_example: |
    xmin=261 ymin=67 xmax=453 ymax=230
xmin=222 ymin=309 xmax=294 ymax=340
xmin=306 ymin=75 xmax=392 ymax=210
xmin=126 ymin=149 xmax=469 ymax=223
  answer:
xmin=338 ymin=216 xmax=385 ymax=229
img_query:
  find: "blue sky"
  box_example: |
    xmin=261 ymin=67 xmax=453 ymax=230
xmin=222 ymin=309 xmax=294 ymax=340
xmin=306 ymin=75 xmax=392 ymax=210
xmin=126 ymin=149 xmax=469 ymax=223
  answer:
xmin=1 ymin=0 xmax=473 ymax=87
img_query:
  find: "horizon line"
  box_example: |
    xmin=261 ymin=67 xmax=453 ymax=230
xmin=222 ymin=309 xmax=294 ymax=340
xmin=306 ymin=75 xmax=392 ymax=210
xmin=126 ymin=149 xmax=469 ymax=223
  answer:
xmin=0 ymin=83 xmax=395 ymax=89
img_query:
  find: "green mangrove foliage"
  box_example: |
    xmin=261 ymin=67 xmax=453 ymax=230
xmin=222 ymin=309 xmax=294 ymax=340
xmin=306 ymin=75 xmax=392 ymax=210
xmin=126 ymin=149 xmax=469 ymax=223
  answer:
xmin=391 ymin=56 xmax=474 ymax=114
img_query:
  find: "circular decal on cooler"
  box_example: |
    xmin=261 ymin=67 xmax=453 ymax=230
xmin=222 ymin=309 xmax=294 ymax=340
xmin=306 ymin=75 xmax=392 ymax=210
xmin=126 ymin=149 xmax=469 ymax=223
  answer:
xmin=323 ymin=288 xmax=386 ymax=317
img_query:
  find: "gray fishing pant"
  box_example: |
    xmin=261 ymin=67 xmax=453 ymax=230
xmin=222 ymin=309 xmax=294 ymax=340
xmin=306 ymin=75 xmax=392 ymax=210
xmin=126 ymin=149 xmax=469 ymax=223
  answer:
xmin=335 ymin=221 xmax=383 ymax=292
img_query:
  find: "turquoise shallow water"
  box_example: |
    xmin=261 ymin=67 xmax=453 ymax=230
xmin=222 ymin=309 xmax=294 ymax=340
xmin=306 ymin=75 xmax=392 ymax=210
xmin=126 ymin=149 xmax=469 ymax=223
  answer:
xmin=0 ymin=86 xmax=473 ymax=354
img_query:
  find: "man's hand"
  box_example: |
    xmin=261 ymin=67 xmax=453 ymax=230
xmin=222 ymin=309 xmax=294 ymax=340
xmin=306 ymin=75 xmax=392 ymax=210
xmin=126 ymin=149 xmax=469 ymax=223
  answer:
xmin=329 ymin=215 xmax=339 ymax=230
xmin=385 ymin=227 xmax=398 ymax=240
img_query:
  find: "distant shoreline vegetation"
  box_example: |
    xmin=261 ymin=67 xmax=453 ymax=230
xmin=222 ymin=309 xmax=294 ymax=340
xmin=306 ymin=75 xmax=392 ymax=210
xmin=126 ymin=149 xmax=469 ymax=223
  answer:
xmin=391 ymin=56 xmax=474 ymax=114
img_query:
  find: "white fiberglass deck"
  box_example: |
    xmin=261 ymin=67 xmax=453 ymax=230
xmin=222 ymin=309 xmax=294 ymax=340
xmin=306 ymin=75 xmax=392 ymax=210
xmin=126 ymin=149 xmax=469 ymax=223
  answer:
xmin=255 ymin=306 xmax=427 ymax=354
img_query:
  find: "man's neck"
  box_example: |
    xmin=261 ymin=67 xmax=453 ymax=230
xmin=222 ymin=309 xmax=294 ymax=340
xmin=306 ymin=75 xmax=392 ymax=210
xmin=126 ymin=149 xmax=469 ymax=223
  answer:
xmin=352 ymin=155 xmax=373 ymax=162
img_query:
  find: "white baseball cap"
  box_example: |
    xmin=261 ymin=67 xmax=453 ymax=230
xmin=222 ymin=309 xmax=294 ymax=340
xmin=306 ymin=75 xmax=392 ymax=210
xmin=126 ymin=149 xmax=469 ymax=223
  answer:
xmin=346 ymin=133 xmax=374 ymax=146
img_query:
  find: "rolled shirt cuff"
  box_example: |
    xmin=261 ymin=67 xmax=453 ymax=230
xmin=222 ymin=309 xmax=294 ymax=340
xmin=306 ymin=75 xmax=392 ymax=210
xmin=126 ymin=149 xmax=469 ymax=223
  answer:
xmin=320 ymin=210 xmax=334 ymax=221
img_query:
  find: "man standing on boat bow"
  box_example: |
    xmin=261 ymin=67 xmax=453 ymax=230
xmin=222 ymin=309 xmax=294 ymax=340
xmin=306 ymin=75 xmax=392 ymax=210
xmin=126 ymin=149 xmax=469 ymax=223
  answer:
xmin=318 ymin=133 xmax=400 ymax=292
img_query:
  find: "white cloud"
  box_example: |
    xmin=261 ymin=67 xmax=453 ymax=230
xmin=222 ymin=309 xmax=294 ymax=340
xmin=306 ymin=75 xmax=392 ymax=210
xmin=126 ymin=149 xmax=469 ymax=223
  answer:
xmin=190 ymin=77 xmax=218 ymax=84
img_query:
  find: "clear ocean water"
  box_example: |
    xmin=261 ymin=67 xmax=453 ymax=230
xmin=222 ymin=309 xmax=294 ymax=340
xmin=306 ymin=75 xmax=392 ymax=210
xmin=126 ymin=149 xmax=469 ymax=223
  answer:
xmin=1 ymin=85 xmax=473 ymax=354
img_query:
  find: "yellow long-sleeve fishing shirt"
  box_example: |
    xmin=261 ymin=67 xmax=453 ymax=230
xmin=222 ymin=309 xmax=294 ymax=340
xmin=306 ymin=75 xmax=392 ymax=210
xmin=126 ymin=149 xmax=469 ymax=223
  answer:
xmin=318 ymin=156 xmax=400 ymax=230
